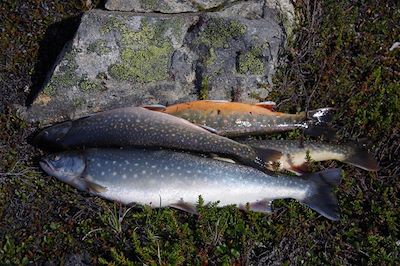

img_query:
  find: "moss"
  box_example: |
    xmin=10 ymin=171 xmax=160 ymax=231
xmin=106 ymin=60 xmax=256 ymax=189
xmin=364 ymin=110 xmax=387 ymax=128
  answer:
xmin=105 ymin=18 xmax=174 ymax=83
xmin=197 ymin=17 xmax=247 ymax=48
xmin=237 ymin=47 xmax=265 ymax=75
xmin=87 ymin=40 xmax=111 ymax=55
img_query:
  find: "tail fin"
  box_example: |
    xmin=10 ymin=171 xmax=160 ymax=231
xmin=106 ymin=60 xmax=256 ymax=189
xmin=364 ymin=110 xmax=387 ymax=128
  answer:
xmin=304 ymin=108 xmax=337 ymax=138
xmin=301 ymin=168 xmax=342 ymax=221
xmin=252 ymin=146 xmax=282 ymax=167
xmin=343 ymin=146 xmax=379 ymax=171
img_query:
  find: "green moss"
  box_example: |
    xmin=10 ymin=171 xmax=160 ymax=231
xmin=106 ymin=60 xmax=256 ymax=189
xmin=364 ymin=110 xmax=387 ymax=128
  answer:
xmin=105 ymin=18 xmax=174 ymax=83
xmin=237 ymin=47 xmax=265 ymax=75
xmin=87 ymin=40 xmax=111 ymax=55
xmin=197 ymin=17 xmax=247 ymax=48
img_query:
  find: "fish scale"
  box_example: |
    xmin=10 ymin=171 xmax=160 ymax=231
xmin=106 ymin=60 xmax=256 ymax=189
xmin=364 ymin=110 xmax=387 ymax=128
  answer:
xmin=32 ymin=107 xmax=282 ymax=169
xmin=40 ymin=148 xmax=342 ymax=221
xmin=144 ymin=100 xmax=335 ymax=137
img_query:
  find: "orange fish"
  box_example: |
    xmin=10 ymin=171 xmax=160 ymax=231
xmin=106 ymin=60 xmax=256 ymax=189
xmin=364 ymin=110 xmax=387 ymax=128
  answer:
xmin=144 ymin=100 xmax=335 ymax=137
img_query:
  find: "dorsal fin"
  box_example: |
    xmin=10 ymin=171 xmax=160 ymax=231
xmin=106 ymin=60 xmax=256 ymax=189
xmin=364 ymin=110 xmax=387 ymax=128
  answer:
xmin=141 ymin=104 xmax=166 ymax=111
xmin=204 ymin=100 xmax=230 ymax=103
xmin=255 ymin=101 xmax=276 ymax=111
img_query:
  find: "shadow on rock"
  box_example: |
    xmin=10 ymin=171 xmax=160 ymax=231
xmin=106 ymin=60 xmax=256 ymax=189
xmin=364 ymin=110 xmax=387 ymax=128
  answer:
xmin=26 ymin=16 xmax=82 ymax=107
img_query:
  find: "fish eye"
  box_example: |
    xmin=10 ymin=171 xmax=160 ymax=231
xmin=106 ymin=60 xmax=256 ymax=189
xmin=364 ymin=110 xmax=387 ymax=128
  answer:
xmin=52 ymin=155 xmax=61 ymax=161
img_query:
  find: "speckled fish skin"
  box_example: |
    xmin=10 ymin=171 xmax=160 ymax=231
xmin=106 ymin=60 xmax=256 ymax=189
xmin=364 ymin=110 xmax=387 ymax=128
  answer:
xmin=40 ymin=148 xmax=341 ymax=221
xmin=240 ymin=139 xmax=379 ymax=174
xmin=32 ymin=107 xmax=278 ymax=167
xmin=157 ymin=100 xmax=333 ymax=137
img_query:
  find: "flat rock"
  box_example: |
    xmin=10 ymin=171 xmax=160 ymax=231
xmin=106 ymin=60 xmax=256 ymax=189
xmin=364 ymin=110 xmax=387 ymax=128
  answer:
xmin=25 ymin=4 xmax=287 ymax=123
xmin=105 ymin=0 xmax=237 ymax=13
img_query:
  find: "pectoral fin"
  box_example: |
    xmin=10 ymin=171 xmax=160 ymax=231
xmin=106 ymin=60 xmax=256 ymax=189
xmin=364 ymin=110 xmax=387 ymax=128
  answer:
xmin=82 ymin=179 xmax=107 ymax=193
xmin=141 ymin=104 xmax=167 ymax=111
xmin=169 ymin=200 xmax=198 ymax=214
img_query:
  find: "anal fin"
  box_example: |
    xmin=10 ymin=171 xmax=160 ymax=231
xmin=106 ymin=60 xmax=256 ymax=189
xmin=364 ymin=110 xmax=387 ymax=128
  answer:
xmin=255 ymin=101 xmax=276 ymax=111
xmin=169 ymin=199 xmax=198 ymax=214
xmin=239 ymin=199 xmax=273 ymax=213
xmin=199 ymin=125 xmax=220 ymax=134
xmin=289 ymin=163 xmax=310 ymax=176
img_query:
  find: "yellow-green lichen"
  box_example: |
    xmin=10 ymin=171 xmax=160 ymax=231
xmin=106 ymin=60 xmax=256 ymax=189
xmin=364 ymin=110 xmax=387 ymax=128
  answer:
xmin=79 ymin=79 xmax=103 ymax=92
xmin=87 ymin=40 xmax=111 ymax=55
xmin=197 ymin=18 xmax=247 ymax=48
xmin=199 ymin=76 xmax=209 ymax=100
xmin=43 ymin=50 xmax=79 ymax=96
xmin=205 ymin=47 xmax=217 ymax=66
xmin=106 ymin=19 xmax=174 ymax=83
xmin=140 ymin=0 xmax=171 ymax=12
xmin=237 ymin=47 xmax=265 ymax=75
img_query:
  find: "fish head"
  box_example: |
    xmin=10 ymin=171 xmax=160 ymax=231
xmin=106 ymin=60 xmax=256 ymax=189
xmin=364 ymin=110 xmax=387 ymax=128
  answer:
xmin=40 ymin=151 xmax=86 ymax=185
xmin=32 ymin=121 xmax=72 ymax=149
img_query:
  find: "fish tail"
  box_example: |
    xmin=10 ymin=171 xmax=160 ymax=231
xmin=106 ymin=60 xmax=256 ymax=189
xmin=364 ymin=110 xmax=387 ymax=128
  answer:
xmin=342 ymin=145 xmax=379 ymax=171
xmin=301 ymin=168 xmax=342 ymax=221
xmin=251 ymin=146 xmax=283 ymax=167
xmin=303 ymin=108 xmax=336 ymax=138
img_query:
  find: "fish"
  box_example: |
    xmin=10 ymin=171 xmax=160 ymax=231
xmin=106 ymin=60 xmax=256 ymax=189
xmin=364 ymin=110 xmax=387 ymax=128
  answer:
xmin=239 ymin=139 xmax=379 ymax=175
xmin=40 ymin=148 xmax=342 ymax=221
xmin=143 ymin=100 xmax=336 ymax=137
xmin=32 ymin=107 xmax=281 ymax=169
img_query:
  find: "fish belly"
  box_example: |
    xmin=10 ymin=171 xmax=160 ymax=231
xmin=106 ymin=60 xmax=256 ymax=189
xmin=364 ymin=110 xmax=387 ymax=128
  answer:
xmin=83 ymin=149 xmax=310 ymax=208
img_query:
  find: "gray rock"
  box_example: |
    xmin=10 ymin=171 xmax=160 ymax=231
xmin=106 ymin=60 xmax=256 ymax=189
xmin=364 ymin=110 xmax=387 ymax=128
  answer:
xmin=105 ymin=0 xmax=237 ymax=13
xmin=25 ymin=6 xmax=286 ymax=123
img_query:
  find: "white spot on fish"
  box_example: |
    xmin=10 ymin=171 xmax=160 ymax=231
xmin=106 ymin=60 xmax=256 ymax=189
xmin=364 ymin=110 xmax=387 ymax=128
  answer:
xmin=122 ymin=174 xmax=127 ymax=179
xmin=113 ymin=172 xmax=117 ymax=176
xmin=142 ymin=170 xmax=146 ymax=174
xmin=101 ymin=172 xmax=105 ymax=176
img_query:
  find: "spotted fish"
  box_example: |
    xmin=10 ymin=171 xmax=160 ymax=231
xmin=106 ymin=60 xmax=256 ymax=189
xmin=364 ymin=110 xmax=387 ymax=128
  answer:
xmin=40 ymin=148 xmax=342 ymax=221
xmin=32 ymin=107 xmax=281 ymax=168
xmin=239 ymin=139 xmax=379 ymax=175
xmin=144 ymin=100 xmax=335 ymax=137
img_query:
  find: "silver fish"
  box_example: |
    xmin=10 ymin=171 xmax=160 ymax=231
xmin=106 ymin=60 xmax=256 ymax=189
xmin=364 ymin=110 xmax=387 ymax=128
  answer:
xmin=239 ymin=139 xmax=379 ymax=175
xmin=32 ymin=107 xmax=281 ymax=169
xmin=40 ymin=148 xmax=342 ymax=221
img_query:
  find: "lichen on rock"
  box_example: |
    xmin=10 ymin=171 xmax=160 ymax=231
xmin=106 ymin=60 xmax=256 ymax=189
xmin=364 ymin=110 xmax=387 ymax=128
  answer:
xmin=237 ymin=47 xmax=265 ymax=75
xmin=106 ymin=18 xmax=175 ymax=83
xmin=197 ymin=17 xmax=247 ymax=48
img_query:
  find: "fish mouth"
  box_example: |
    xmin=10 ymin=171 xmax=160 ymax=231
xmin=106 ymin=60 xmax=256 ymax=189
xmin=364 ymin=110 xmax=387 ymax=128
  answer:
xmin=39 ymin=158 xmax=55 ymax=174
